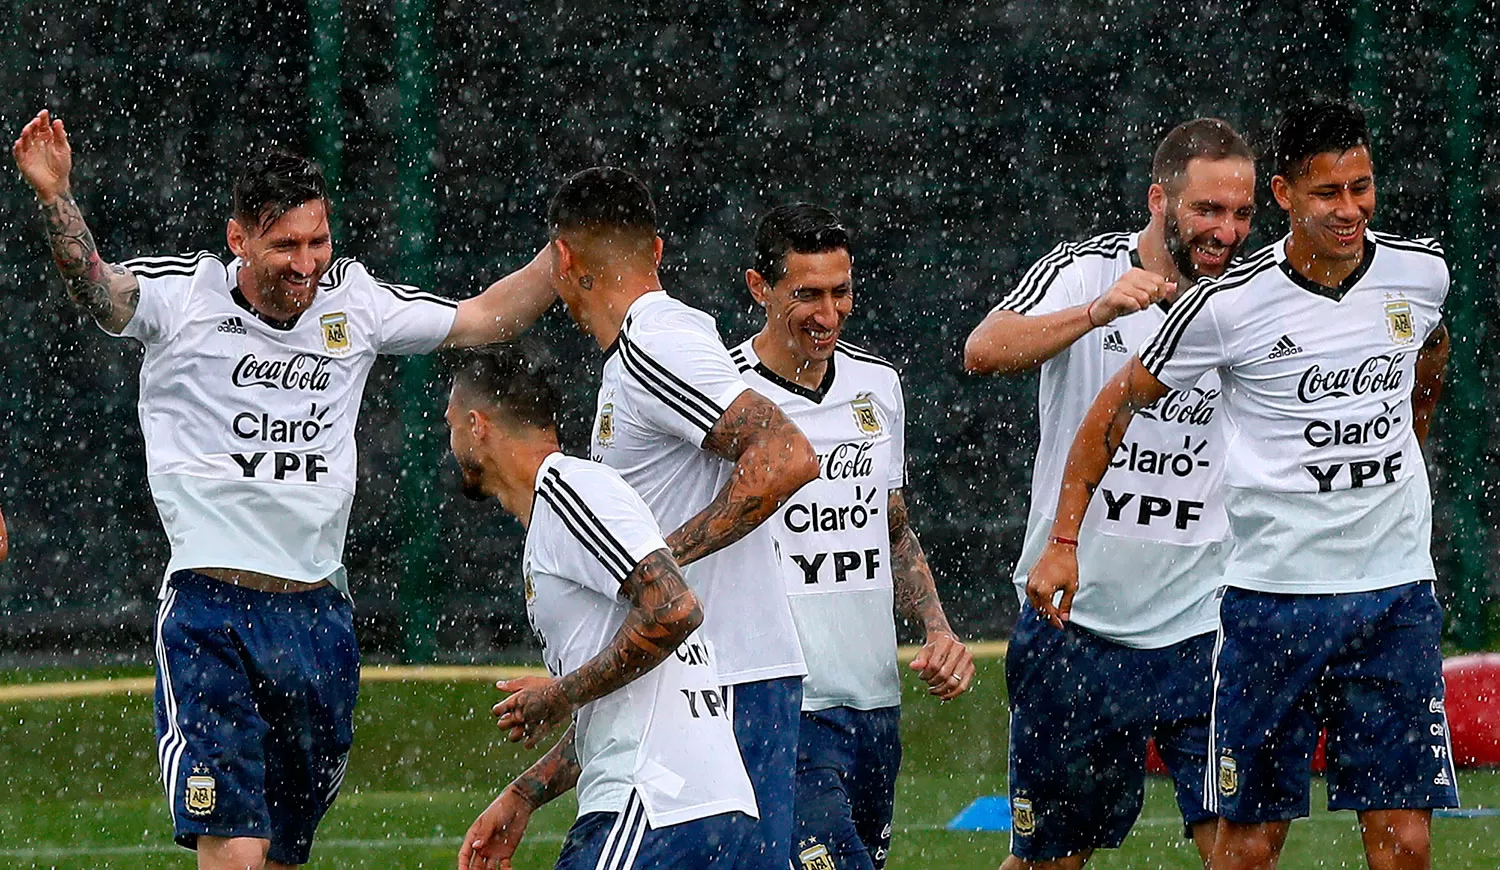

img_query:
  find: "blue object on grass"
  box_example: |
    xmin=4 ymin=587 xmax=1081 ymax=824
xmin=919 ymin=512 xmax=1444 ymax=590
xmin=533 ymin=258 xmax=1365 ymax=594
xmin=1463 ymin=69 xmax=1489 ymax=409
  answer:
xmin=946 ymin=795 xmax=1012 ymax=831
xmin=1435 ymin=807 xmax=1500 ymax=819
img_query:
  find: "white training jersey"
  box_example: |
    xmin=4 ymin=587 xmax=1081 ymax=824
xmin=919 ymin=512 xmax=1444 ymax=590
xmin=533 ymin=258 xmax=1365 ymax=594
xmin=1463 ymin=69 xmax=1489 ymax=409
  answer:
xmin=1140 ymin=231 xmax=1446 ymax=595
xmin=731 ymin=339 xmax=905 ymax=712
xmin=116 ymin=253 xmax=456 ymax=594
xmin=523 ymin=453 xmax=758 ymax=827
xmin=590 ymin=291 xmax=806 ymax=686
xmin=995 ymin=231 xmax=1228 ymax=648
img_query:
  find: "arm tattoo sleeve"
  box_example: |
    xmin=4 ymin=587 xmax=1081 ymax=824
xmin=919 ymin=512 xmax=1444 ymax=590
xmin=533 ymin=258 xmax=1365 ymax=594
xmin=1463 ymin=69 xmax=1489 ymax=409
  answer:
xmin=553 ymin=549 xmax=702 ymax=710
xmin=39 ymin=193 xmax=138 ymax=327
xmin=888 ymin=490 xmax=953 ymax=636
xmin=509 ymin=723 xmax=581 ymax=808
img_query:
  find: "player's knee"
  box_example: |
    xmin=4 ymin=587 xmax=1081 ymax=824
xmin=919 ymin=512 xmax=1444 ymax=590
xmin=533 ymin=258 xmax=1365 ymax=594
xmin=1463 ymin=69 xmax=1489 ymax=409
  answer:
xmin=1213 ymin=822 xmax=1283 ymax=868
xmin=196 ymin=835 xmax=269 ymax=870
xmin=1000 ymin=852 xmax=1090 ymax=870
xmin=1361 ymin=811 xmax=1431 ymax=862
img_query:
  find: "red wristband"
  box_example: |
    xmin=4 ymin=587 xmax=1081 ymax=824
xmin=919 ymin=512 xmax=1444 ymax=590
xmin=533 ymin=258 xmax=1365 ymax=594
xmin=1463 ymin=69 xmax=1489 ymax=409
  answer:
xmin=1085 ymin=299 xmax=1103 ymax=328
xmin=1048 ymin=535 xmax=1079 ymax=547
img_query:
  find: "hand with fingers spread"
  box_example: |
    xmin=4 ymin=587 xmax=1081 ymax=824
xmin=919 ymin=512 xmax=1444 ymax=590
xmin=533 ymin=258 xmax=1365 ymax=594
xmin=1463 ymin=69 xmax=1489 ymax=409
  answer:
xmin=13 ymin=110 xmax=74 ymax=204
xmin=909 ymin=631 xmax=975 ymax=700
xmin=458 ymin=787 xmax=534 ymax=870
xmin=1088 ymin=268 xmax=1175 ymax=327
xmin=1026 ymin=537 xmax=1080 ymax=630
xmin=493 ymin=676 xmax=572 ymax=749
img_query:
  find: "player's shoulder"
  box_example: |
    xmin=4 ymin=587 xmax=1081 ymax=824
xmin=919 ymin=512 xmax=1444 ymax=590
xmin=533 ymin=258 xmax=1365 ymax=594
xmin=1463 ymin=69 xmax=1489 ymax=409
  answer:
xmin=728 ymin=338 xmax=755 ymax=374
xmin=538 ymin=454 xmax=632 ymax=501
xmin=1369 ymin=230 xmax=1449 ymax=289
xmin=121 ymin=250 xmax=226 ymax=281
xmin=834 ymin=340 xmax=899 ymax=380
xmin=323 ymin=258 xmax=458 ymax=309
xmin=620 ymin=293 xmax=729 ymax=363
xmin=1369 ymin=230 xmax=1445 ymax=260
xmin=1186 ymin=242 xmax=1282 ymax=304
xmin=1037 ymin=231 xmax=1135 ymax=269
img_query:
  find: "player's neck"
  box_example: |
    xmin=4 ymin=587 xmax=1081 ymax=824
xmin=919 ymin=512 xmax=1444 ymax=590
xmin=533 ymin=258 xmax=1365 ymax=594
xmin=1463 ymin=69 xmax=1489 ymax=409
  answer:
xmin=1285 ymin=230 xmax=1363 ymax=288
xmin=493 ymin=443 xmax=560 ymax=529
xmin=1136 ymin=221 xmax=1185 ymax=288
xmin=751 ymin=330 xmax=828 ymax=390
xmin=584 ymin=273 xmax=663 ymax=350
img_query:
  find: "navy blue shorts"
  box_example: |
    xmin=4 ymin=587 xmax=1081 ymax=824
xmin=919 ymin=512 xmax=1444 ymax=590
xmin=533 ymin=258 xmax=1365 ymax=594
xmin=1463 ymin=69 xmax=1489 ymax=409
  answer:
xmin=731 ymin=676 xmax=803 ymax=870
xmin=554 ymin=790 xmax=757 ymax=869
xmin=154 ymin=570 xmax=359 ymax=866
xmin=1006 ymin=606 xmax=1216 ymax=862
xmin=1209 ymin=582 xmax=1460 ymax=823
xmin=792 ymin=705 xmax=901 ymax=870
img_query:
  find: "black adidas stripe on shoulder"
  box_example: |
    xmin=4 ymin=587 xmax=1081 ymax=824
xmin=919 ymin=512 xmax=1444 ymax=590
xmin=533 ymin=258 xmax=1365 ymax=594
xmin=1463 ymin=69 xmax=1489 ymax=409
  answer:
xmin=122 ymin=250 xmax=219 ymax=278
xmin=1140 ymin=251 xmax=1278 ymax=375
xmin=1371 ymin=231 xmax=1445 ymax=259
xmin=617 ymin=329 xmax=725 ymax=434
xmin=991 ymin=232 xmax=1134 ymax=315
xmin=537 ymin=469 xmax=636 ymax=582
xmin=375 ymin=279 xmax=459 ymax=310
xmin=319 ymin=257 xmax=359 ymax=289
xmin=834 ymin=340 xmax=896 ymax=370
xmin=728 ymin=346 xmax=752 ymax=374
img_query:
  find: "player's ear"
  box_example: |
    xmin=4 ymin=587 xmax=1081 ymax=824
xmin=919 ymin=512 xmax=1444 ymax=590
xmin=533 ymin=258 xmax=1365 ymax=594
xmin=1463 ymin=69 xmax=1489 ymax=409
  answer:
xmin=1147 ymin=183 xmax=1167 ymax=220
xmin=652 ymin=236 xmax=663 ymax=268
xmin=226 ymin=218 xmax=247 ymax=258
xmin=1270 ymin=175 xmax=1293 ymax=211
xmin=745 ymin=269 xmax=770 ymax=307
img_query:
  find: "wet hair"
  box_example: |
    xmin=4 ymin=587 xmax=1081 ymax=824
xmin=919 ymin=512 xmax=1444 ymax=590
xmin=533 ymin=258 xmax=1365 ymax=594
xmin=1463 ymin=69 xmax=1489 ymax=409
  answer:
xmin=547 ymin=166 xmax=657 ymax=238
xmin=752 ymin=203 xmax=851 ymax=285
xmin=1271 ymin=100 xmax=1372 ymax=181
xmin=232 ymin=152 xmax=329 ymax=233
xmin=451 ymin=348 xmax=560 ymax=434
xmin=1151 ymin=119 xmax=1254 ymax=193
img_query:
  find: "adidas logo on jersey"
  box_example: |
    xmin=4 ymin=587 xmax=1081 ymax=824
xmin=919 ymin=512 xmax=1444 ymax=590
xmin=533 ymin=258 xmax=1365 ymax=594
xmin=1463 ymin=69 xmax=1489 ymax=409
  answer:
xmin=1102 ymin=329 xmax=1128 ymax=353
xmin=217 ymin=316 xmax=247 ymax=335
xmin=1267 ymin=334 xmax=1302 ymax=359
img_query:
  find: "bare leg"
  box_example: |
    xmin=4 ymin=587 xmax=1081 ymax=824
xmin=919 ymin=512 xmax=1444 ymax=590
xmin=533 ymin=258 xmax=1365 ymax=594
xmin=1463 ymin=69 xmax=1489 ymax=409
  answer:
xmin=998 ymin=848 xmax=1092 ymax=870
xmin=1358 ymin=809 xmax=1432 ymax=870
xmin=1189 ymin=818 xmax=1216 ymax=867
xmin=197 ymin=836 xmax=269 ymax=870
xmin=1208 ymin=819 xmax=1290 ymax=870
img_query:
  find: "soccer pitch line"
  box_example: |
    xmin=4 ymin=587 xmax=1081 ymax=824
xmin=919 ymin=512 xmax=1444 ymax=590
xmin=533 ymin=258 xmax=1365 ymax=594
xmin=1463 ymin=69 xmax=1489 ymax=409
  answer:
xmin=0 ymin=642 xmax=1011 ymax=703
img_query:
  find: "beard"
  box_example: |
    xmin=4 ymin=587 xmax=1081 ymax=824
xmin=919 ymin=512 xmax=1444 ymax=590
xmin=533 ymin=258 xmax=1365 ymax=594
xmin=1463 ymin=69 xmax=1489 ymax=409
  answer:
xmin=456 ymin=458 xmax=490 ymax=502
xmin=1163 ymin=209 xmax=1202 ymax=282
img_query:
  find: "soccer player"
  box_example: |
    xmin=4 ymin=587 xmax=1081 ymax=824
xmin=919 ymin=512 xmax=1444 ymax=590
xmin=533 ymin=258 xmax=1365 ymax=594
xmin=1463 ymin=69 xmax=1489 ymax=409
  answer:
xmin=965 ymin=119 xmax=1257 ymax=869
xmin=532 ymin=167 xmax=819 ymax=868
xmin=1027 ymin=101 xmax=1456 ymax=870
xmin=729 ymin=203 xmax=974 ymax=870
xmin=448 ymin=352 xmax=758 ymax=870
xmin=12 ymin=110 xmax=556 ymax=870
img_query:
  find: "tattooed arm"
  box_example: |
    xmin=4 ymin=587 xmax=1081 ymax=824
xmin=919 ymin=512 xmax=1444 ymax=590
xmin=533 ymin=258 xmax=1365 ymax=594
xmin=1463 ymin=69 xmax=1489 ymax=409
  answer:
xmin=13 ymin=111 xmax=140 ymax=334
xmin=458 ymin=724 xmax=580 ymax=870
xmin=492 ymin=549 xmax=702 ymax=748
xmin=665 ymin=389 xmax=819 ymax=567
xmin=1025 ymin=356 xmax=1168 ymax=628
xmin=889 ymin=489 xmax=974 ymax=699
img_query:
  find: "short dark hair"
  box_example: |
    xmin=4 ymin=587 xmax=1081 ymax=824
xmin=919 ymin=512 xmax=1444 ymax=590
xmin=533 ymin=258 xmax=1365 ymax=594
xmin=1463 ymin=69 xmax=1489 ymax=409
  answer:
xmin=451 ymin=348 xmax=560 ymax=434
xmin=1271 ymin=100 xmax=1372 ymax=181
xmin=547 ymin=166 xmax=657 ymax=238
xmin=232 ymin=152 xmax=328 ymax=233
xmin=1151 ymin=119 xmax=1255 ymax=192
xmin=753 ymin=203 xmax=851 ymax=285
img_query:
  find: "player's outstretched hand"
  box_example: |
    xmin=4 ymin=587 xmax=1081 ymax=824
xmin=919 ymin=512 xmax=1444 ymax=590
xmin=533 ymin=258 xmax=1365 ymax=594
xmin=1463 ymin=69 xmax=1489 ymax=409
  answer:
xmin=13 ymin=110 xmax=73 ymax=204
xmin=493 ymin=676 xmax=571 ymax=749
xmin=1090 ymin=268 xmax=1174 ymax=326
xmin=910 ymin=631 xmax=975 ymax=700
xmin=1026 ymin=539 xmax=1080 ymax=630
xmin=458 ymin=788 xmax=534 ymax=870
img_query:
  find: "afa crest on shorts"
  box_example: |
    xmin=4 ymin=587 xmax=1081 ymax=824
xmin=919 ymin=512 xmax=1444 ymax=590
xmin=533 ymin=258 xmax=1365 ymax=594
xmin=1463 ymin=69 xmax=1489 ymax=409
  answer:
xmin=1011 ymin=797 xmax=1035 ymax=836
xmin=1384 ymin=298 xmax=1415 ymax=346
xmin=1218 ymin=754 xmax=1238 ymax=797
xmin=797 ymin=840 xmax=837 ymax=870
xmin=185 ymin=765 xmax=217 ymax=816
xmin=851 ymin=394 xmax=881 ymax=436
xmin=320 ymin=311 xmax=352 ymax=355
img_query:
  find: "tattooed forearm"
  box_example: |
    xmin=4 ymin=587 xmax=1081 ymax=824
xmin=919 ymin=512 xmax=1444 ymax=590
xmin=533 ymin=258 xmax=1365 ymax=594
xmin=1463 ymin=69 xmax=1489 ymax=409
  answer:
xmin=553 ymin=549 xmax=701 ymax=710
xmin=889 ymin=490 xmax=953 ymax=636
xmin=509 ymin=724 xmax=581 ymax=808
xmin=38 ymin=194 xmax=138 ymax=330
xmin=669 ymin=391 xmax=818 ymax=566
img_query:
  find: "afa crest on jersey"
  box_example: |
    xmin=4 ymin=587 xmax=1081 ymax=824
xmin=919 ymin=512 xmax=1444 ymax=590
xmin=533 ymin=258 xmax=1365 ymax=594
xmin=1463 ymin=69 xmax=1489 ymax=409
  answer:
xmin=797 ymin=841 xmax=837 ymax=870
xmin=185 ymin=766 xmax=216 ymax=816
xmin=1218 ymin=754 xmax=1238 ymax=797
xmin=320 ymin=312 xmax=352 ymax=355
xmin=597 ymin=403 xmax=615 ymax=446
xmin=523 ymin=568 xmax=536 ymax=604
xmin=851 ymin=394 xmax=881 ymax=436
xmin=1384 ymin=298 xmax=1415 ymax=346
xmin=1011 ymin=797 xmax=1035 ymax=836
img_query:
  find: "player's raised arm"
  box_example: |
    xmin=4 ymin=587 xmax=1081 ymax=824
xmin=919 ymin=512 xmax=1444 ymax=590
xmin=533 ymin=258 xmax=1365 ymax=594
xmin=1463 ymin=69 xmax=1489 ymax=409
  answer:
xmin=666 ymin=390 xmax=819 ymax=567
xmin=889 ymin=489 xmax=973 ymax=699
xmin=492 ymin=548 xmax=702 ymax=747
xmin=13 ymin=111 xmax=140 ymax=335
xmin=459 ymin=723 xmax=581 ymax=870
xmin=1026 ymin=356 xmax=1168 ymax=628
xmin=440 ymin=246 xmax=558 ymax=349
xmin=1411 ymin=321 xmax=1449 ymax=448
xmin=963 ymin=267 xmax=1173 ymax=375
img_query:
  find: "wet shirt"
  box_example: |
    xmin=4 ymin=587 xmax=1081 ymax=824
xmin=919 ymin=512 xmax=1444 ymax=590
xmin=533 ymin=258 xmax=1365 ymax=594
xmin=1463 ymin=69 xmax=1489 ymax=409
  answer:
xmin=523 ymin=453 xmax=758 ymax=827
xmin=590 ymin=291 xmax=806 ymax=686
xmin=1140 ymin=231 xmax=1447 ymax=595
xmin=996 ymin=231 xmax=1228 ymax=648
xmin=118 ymin=253 xmax=456 ymax=594
xmin=732 ymin=339 xmax=905 ymax=712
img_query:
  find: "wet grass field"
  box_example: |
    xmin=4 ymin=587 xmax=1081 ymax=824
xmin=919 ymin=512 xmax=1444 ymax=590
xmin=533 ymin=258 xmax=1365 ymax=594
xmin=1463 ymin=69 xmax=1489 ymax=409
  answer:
xmin=2 ymin=656 xmax=1497 ymax=869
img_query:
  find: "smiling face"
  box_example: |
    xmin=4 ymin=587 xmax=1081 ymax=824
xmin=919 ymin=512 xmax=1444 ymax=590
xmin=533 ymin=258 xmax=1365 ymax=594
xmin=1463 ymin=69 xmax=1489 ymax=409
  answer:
xmin=1157 ymin=156 xmax=1256 ymax=282
xmin=1274 ymin=146 xmax=1376 ymax=265
xmin=749 ymin=247 xmax=853 ymax=368
xmin=227 ymin=198 xmax=333 ymax=321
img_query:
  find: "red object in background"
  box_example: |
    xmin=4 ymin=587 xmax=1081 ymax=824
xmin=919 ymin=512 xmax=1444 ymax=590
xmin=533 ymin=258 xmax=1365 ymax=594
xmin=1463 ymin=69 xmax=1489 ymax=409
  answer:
xmin=1146 ymin=733 xmax=1327 ymax=774
xmin=1443 ymin=654 xmax=1500 ymax=767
